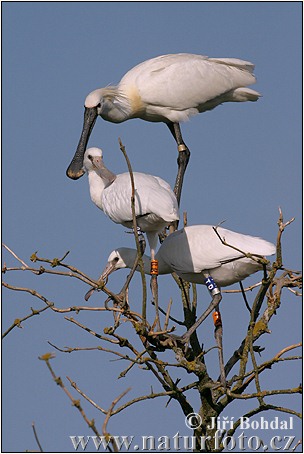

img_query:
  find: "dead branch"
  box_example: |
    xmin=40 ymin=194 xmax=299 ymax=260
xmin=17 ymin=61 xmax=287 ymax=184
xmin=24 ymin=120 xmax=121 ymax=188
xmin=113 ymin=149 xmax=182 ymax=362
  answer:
xmin=31 ymin=422 xmax=43 ymax=453
xmin=102 ymin=388 xmax=131 ymax=453
xmin=219 ymin=403 xmax=301 ymax=449
xmin=227 ymin=385 xmax=302 ymax=400
xmin=3 ymin=207 xmax=301 ymax=452
xmin=119 ymin=138 xmax=147 ymax=321
xmin=3 ymin=243 xmax=38 ymax=271
xmin=38 ymin=354 xmax=105 ymax=446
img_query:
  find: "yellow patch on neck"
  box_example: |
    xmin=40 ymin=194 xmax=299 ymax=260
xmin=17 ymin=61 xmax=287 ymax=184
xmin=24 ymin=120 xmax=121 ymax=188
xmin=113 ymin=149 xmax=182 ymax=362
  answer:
xmin=124 ymin=85 xmax=145 ymax=115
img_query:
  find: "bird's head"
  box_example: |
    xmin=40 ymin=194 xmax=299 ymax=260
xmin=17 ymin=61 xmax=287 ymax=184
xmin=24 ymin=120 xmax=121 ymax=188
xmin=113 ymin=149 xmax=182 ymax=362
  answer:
xmin=84 ymin=248 xmax=132 ymax=302
xmin=85 ymin=87 xmax=127 ymax=121
xmin=82 ymin=147 xmax=104 ymax=173
xmin=101 ymin=248 xmax=132 ymax=282
xmin=83 ymin=147 xmax=116 ymax=185
xmin=85 ymin=89 xmax=105 ymax=113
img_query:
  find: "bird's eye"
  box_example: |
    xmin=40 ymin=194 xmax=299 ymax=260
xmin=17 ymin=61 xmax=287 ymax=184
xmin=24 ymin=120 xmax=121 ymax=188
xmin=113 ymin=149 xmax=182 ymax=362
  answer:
xmin=88 ymin=155 xmax=92 ymax=160
xmin=113 ymin=257 xmax=119 ymax=263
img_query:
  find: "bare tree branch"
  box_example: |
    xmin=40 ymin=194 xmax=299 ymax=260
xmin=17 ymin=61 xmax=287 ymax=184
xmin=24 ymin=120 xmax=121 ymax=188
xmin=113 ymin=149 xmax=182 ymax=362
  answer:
xmin=31 ymin=422 xmax=43 ymax=453
xmin=3 ymin=207 xmax=301 ymax=453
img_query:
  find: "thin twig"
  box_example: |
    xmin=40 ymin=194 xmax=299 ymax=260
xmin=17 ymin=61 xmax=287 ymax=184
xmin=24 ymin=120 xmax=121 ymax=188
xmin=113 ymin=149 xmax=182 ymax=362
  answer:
xmin=31 ymin=422 xmax=43 ymax=452
xmin=164 ymin=298 xmax=173 ymax=331
xmin=2 ymin=243 xmax=34 ymax=270
xmin=39 ymin=354 xmax=107 ymax=448
xmin=119 ymin=138 xmax=147 ymax=321
xmin=150 ymin=275 xmax=161 ymax=331
xmin=219 ymin=403 xmax=301 ymax=448
xmin=102 ymin=388 xmax=131 ymax=452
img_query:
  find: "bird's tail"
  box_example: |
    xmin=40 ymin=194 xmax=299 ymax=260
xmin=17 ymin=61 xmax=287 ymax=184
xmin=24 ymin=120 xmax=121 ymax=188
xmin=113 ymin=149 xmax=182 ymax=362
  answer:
xmin=230 ymin=87 xmax=261 ymax=102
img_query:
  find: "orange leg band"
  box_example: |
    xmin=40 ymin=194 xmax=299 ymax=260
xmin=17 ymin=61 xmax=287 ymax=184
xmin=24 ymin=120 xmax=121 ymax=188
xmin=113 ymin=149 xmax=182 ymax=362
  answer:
xmin=150 ymin=259 xmax=159 ymax=276
xmin=213 ymin=310 xmax=222 ymax=327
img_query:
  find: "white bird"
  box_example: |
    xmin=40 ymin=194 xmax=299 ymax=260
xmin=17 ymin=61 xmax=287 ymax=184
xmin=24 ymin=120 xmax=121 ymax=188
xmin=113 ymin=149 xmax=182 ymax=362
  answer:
xmin=66 ymin=53 xmax=261 ymax=203
xmin=100 ymin=224 xmax=275 ymax=384
xmin=101 ymin=225 xmax=275 ymax=288
xmin=82 ymin=147 xmax=179 ymax=261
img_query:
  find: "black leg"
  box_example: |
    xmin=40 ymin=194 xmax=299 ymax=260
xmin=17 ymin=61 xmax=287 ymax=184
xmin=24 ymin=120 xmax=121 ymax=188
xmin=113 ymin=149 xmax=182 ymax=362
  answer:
xmin=167 ymin=122 xmax=190 ymax=206
xmin=240 ymin=281 xmax=251 ymax=313
xmin=181 ymin=275 xmax=226 ymax=387
xmin=136 ymin=228 xmax=146 ymax=256
xmin=181 ymin=291 xmax=222 ymax=342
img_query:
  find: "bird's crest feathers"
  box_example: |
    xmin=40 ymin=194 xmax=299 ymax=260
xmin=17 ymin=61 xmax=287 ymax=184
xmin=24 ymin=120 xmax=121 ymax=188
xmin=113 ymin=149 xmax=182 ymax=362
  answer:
xmin=85 ymin=86 xmax=129 ymax=108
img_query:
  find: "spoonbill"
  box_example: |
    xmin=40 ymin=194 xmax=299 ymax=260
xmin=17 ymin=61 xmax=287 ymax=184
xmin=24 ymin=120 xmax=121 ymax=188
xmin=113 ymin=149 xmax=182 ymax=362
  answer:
xmin=101 ymin=225 xmax=275 ymax=287
xmin=82 ymin=147 xmax=179 ymax=261
xmin=66 ymin=53 xmax=261 ymax=203
xmin=100 ymin=224 xmax=275 ymax=384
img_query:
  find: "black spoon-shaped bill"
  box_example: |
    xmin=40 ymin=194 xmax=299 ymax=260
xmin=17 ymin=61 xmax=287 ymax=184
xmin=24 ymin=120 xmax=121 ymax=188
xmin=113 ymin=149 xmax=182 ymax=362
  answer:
xmin=66 ymin=106 xmax=98 ymax=179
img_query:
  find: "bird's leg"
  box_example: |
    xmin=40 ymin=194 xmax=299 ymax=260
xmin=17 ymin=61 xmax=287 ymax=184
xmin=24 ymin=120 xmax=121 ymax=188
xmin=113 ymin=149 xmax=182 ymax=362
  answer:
xmin=213 ymin=307 xmax=226 ymax=389
xmin=167 ymin=122 xmax=191 ymax=207
xmin=240 ymin=281 xmax=251 ymax=313
xmin=136 ymin=227 xmax=146 ymax=256
xmin=179 ymin=274 xmax=226 ymax=388
xmin=180 ymin=275 xmax=222 ymax=342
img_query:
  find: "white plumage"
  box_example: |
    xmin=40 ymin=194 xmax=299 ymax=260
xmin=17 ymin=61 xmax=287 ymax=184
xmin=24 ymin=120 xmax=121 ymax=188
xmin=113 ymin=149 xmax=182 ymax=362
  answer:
xmin=82 ymin=147 xmax=179 ymax=259
xmin=101 ymin=225 xmax=275 ymax=288
xmin=87 ymin=54 xmax=259 ymax=124
xmin=67 ymin=53 xmax=260 ymax=182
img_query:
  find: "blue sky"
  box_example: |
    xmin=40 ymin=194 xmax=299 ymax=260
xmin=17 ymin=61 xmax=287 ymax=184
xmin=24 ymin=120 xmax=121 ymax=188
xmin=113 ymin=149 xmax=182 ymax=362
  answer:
xmin=2 ymin=2 xmax=302 ymax=452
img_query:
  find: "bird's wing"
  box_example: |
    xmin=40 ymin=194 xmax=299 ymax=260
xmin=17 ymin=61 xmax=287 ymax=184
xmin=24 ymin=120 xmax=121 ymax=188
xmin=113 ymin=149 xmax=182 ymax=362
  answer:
xmin=158 ymin=225 xmax=275 ymax=274
xmin=120 ymin=54 xmax=257 ymax=111
xmin=208 ymin=58 xmax=255 ymax=73
xmin=151 ymin=175 xmax=179 ymax=221
xmin=133 ymin=173 xmax=179 ymax=222
xmin=158 ymin=226 xmax=225 ymax=274
xmin=213 ymin=226 xmax=276 ymax=258
xmin=188 ymin=226 xmax=275 ymax=271
xmin=101 ymin=172 xmax=179 ymax=223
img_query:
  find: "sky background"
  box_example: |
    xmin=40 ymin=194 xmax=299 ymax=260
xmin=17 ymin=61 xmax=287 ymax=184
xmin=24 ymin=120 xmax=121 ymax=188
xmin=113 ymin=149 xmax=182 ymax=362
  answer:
xmin=2 ymin=2 xmax=302 ymax=452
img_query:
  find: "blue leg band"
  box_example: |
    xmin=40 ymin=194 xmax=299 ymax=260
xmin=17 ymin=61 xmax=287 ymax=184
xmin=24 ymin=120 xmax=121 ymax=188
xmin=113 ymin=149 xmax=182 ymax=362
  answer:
xmin=204 ymin=276 xmax=221 ymax=296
